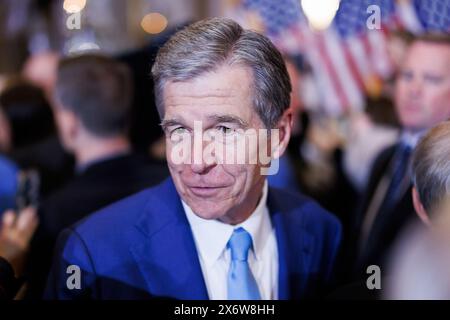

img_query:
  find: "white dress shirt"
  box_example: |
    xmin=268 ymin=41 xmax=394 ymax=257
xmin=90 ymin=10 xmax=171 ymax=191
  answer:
xmin=183 ymin=180 xmax=278 ymax=300
xmin=400 ymin=130 xmax=426 ymax=149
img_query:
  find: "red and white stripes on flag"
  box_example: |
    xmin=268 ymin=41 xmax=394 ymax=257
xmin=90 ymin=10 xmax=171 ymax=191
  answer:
xmin=235 ymin=0 xmax=430 ymax=115
xmin=275 ymin=21 xmax=387 ymax=115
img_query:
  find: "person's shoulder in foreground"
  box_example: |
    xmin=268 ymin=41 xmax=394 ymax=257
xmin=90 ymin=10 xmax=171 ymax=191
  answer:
xmin=44 ymin=178 xmax=341 ymax=300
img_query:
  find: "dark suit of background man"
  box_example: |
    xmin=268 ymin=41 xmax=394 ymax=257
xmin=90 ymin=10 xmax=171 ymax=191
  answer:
xmin=351 ymin=34 xmax=450 ymax=276
xmin=28 ymin=55 xmax=168 ymax=298
xmin=45 ymin=18 xmax=341 ymax=300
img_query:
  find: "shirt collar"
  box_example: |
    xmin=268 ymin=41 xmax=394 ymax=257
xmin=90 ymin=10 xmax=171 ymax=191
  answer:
xmin=183 ymin=180 xmax=271 ymax=267
xmin=400 ymin=130 xmax=427 ymax=149
xmin=76 ymin=151 xmax=130 ymax=174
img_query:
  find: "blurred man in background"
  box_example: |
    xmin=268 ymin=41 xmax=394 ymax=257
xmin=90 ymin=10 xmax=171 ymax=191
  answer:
xmin=351 ymin=34 xmax=450 ymax=276
xmin=40 ymin=54 xmax=168 ymax=230
xmin=28 ymin=54 xmax=168 ymax=298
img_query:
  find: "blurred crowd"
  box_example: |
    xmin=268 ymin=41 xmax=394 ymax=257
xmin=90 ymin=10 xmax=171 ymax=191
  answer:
xmin=0 ymin=8 xmax=450 ymax=300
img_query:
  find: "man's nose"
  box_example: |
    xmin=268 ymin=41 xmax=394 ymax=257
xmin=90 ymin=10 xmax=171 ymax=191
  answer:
xmin=189 ymin=140 xmax=217 ymax=174
xmin=190 ymin=161 xmax=215 ymax=174
xmin=408 ymin=78 xmax=423 ymax=99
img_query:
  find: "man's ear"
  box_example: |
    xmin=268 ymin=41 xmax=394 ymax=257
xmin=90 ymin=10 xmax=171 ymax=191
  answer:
xmin=412 ymin=186 xmax=431 ymax=226
xmin=270 ymin=108 xmax=293 ymax=160
xmin=54 ymin=108 xmax=80 ymax=151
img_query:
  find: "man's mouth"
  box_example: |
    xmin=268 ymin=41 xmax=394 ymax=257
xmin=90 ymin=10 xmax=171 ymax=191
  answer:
xmin=188 ymin=185 xmax=227 ymax=197
xmin=402 ymin=102 xmax=422 ymax=112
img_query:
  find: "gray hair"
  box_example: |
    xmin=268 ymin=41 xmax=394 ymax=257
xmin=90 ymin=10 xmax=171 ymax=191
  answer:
xmin=151 ymin=17 xmax=291 ymax=128
xmin=56 ymin=54 xmax=132 ymax=137
xmin=412 ymin=121 xmax=450 ymax=212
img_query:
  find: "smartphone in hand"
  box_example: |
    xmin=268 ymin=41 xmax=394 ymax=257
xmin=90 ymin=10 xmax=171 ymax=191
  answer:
xmin=15 ymin=170 xmax=40 ymax=212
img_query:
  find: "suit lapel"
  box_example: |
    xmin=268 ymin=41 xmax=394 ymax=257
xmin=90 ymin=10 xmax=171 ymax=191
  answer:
xmin=129 ymin=179 xmax=209 ymax=299
xmin=268 ymin=189 xmax=315 ymax=299
xmin=129 ymin=180 xmax=317 ymax=300
xmin=364 ymin=145 xmax=413 ymax=249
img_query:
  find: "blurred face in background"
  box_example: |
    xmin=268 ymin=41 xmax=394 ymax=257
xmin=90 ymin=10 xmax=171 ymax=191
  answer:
xmin=162 ymin=65 xmax=290 ymax=225
xmin=395 ymin=41 xmax=450 ymax=132
xmin=22 ymin=52 xmax=60 ymax=103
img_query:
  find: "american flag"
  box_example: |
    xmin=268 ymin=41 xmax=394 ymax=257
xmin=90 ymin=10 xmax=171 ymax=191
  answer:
xmin=232 ymin=0 xmax=450 ymax=115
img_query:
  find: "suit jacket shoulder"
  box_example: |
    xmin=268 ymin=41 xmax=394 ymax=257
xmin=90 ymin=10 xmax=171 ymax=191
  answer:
xmin=267 ymin=187 xmax=342 ymax=298
xmin=45 ymin=179 xmax=187 ymax=299
xmin=38 ymin=154 xmax=168 ymax=236
xmin=45 ymin=179 xmax=341 ymax=299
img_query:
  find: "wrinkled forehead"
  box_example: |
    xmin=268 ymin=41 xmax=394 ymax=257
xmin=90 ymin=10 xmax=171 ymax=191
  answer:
xmin=164 ymin=64 xmax=253 ymax=94
xmin=162 ymin=65 xmax=255 ymax=117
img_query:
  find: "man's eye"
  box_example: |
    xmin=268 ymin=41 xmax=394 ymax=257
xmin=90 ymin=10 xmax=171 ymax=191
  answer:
xmin=169 ymin=127 xmax=188 ymax=141
xmin=171 ymin=127 xmax=187 ymax=135
xmin=400 ymin=71 xmax=413 ymax=81
xmin=216 ymin=126 xmax=234 ymax=135
xmin=424 ymin=75 xmax=444 ymax=85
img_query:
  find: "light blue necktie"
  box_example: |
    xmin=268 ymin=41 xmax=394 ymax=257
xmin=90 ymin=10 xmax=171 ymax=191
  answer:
xmin=227 ymin=227 xmax=261 ymax=300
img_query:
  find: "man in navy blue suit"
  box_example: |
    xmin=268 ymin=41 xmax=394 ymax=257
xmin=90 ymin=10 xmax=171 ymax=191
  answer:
xmin=45 ymin=18 xmax=341 ymax=300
